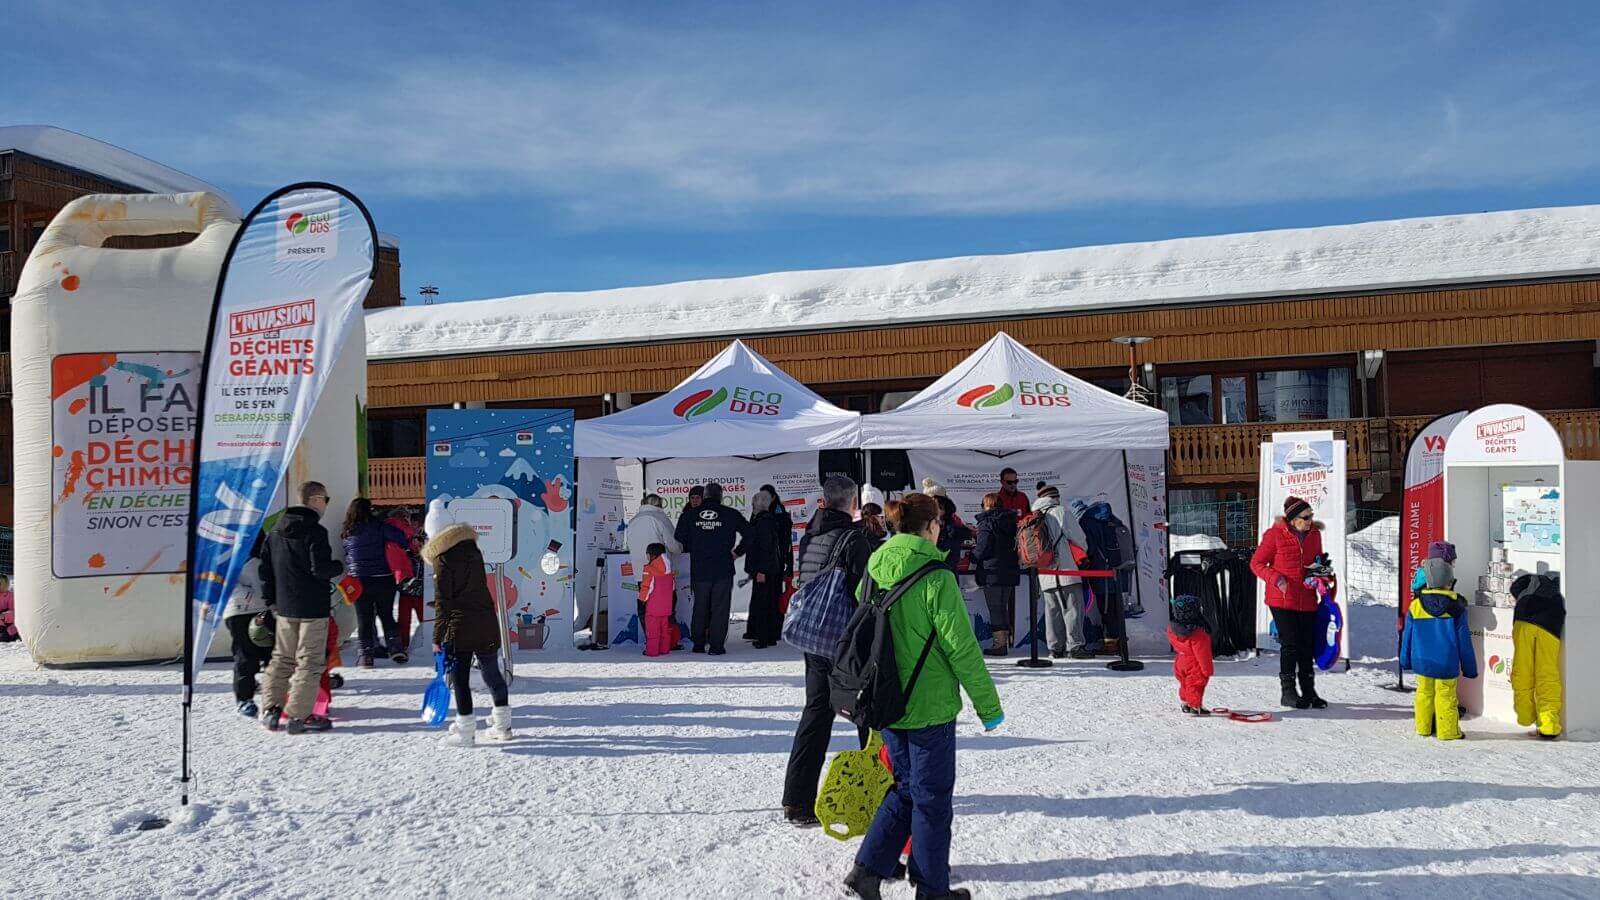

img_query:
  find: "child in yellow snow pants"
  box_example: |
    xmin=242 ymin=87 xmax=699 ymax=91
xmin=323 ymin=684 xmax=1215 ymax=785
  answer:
xmin=1510 ymin=573 xmax=1565 ymax=739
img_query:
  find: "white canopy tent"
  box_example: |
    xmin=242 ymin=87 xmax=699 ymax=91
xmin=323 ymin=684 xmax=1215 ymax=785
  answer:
xmin=576 ymin=339 xmax=861 ymax=458
xmin=860 ymin=332 xmax=1171 ymax=654
xmin=574 ymin=341 xmax=862 ymax=647
xmin=862 ymin=332 xmax=1167 ymax=450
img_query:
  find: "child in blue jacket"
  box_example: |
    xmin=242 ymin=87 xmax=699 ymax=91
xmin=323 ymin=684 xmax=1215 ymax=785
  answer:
xmin=1400 ymin=555 xmax=1479 ymax=740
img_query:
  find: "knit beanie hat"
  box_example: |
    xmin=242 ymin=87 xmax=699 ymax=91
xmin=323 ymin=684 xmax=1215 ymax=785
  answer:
xmin=1171 ymin=594 xmax=1206 ymax=627
xmin=1426 ymin=540 xmax=1457 ymax=563
xmin=1068 ymin=497 xmax=1090 ymax=519
xmin=1038 ymin=485 xmax=1060 ymax=500
xmin=424 ymin=498 xmax=456 ymax=537
xmin=1283 ymin=496 xmax=1312 ymax=521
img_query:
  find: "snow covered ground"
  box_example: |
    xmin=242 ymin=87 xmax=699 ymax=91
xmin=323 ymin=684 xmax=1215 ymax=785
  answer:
xmin=8 ymin=600 xmax=1600 ymax=899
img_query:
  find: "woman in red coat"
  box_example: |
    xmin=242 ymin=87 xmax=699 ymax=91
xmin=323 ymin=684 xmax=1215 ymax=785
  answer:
xmin=1250 ymin=496 xmax=1328 ymax=710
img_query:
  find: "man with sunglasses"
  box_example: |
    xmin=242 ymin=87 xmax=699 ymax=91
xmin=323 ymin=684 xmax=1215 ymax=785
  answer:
xmin=996 ymin=468 xmax=1031 ymax=514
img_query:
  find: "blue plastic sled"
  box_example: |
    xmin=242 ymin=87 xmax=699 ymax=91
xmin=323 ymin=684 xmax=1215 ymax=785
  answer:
xmin=421 ymin=649 xmax=455 ymax=726
xmin=1314 ymin=595 xmax=1343 ymax=671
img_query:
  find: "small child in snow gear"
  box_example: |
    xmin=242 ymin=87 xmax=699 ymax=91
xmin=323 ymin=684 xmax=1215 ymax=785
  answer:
xmin=640 ymin=543 xmax=675 ymax=657
xmin=0 ymin=575 xmax=17 ymax=642
xmin=1510 ymin=572 xmax=1565 ymax=739
xmin=222 ymin=538 xmax=272 ymax=718
xmin=1400 ymin=553 xmax=1478 ymax=741
xmin=1168 ymin=593 xmax=1217 ymax=715
xmin=422 ymin=499 xmax=513 ymax=746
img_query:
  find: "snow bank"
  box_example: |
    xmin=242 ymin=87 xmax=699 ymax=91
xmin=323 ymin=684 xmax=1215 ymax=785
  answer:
xmin=367 ymin=205 xmax=1600 ymax=360
xmin=0 ymin=126 xmax=239 ymax=218
xmin=1347 ymin=516 xmax=1402 ymax=608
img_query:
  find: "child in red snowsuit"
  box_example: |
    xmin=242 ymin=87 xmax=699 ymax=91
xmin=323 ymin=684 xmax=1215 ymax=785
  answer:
xmin=640 ymin=543 xmax=675 ymax=657
xmin=1169 ymin=593 xmax=1217 ymax=716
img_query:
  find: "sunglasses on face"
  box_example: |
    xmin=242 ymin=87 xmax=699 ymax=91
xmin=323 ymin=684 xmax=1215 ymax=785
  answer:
xmin=1002 ymin=480 xmax=1018 ymax=487
xmin=1294 ymin=513 xmax=1313 ymax=521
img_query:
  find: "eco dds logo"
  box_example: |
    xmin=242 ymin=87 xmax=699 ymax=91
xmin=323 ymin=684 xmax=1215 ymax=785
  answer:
xmin=956 ymin=381 xmax=1071 ymax=410
xmin=276 ymin=201 xmax=339 ymax=260
xmin=1487 ymin=654 xmax=1513 ymax=677
xmin=670 ymin=385 xmax=782 ymax=421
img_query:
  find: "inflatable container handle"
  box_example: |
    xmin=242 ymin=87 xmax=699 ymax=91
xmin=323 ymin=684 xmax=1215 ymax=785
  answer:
xmin=30 ymin=191 xmax=238 ymax=256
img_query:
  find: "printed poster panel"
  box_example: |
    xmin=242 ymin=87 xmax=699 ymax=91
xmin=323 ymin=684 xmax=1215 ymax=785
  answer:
xmin=1256 ymin=433 xmax=1349 ymax=658
xmin=642 ymin=453 xmax=825 ymax=616
xmin=574 ymin=455 xmax=643 ymax=635
xmin=52 ymin=351 xmax=200 ymax=577
xmin=188 ymin=186 xmax=376 ymax=680
xmin=1125 ymin=449 xmax=1169 ymax=612
xmin=426 ymin=409 xmax=576 ymax=652
xmin=907 ymin=448 xmax=1139 ymax=647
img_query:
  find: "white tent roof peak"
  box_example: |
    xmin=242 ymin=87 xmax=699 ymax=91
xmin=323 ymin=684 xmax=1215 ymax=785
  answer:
xmin=575 ymin=340 xmax=862 ymax=458
xmin=862 ymin=332 xmax=1168 ymax=450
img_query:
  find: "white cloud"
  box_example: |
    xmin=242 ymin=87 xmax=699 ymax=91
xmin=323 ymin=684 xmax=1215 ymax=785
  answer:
xmin=499 ymin=448 xmax=517 ymax=457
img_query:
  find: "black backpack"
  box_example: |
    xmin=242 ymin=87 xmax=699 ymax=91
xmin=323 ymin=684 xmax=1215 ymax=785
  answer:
xmin=829 ymin=560 xmax=945 ymax=730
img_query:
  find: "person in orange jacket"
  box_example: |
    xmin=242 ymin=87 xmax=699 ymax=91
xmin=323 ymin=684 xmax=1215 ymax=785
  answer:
xmin=640 ymin=543 xmax=676 ymax=657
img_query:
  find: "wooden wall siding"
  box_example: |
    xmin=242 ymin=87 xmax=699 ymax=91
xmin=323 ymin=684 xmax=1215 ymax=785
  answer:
xmin=368 ymin=277 xmax=1600 ymax=408
xmin=8 ymin=152 xmax=144 ymax=210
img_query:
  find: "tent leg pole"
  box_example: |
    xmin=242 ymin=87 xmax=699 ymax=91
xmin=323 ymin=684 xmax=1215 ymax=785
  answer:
xmin=1017 ymin=570 xmax=1052 ymax=669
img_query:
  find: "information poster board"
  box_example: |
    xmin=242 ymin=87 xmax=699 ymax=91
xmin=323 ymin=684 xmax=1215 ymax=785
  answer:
xmin=1257 ymin=432 xmax=1348 ymax=658
xmin=51 ymin=351 xmax=200 ymax=577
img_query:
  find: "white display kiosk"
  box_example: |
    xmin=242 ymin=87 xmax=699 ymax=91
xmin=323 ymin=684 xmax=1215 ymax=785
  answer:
xmin=1443 ymin=404 xmax=1600 ymax=739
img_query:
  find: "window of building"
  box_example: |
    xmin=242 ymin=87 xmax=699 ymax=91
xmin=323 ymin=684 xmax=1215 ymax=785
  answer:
xmin=879 ymin=390 xmax=920 ymax=412
xmin=1220 ymin=376 xmax=1248 ymax=423
xmin=1160 ymin=376 xmax=1214 ymax=425
xmin=368 ymin=416 xmax=423 ymax=458
xmin=0 ymin=225 xmax=11 ymax=254
xmin=1255 ymin=368 xmax=1352 ymax=422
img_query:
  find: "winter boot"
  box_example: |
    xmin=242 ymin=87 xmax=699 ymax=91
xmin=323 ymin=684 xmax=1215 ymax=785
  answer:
xmin=1280 ymin=674 xmax=1309 ymax=709
xmin=1298 ymin=672 xmax=1328 ymax=709
xmin=260 ymin=705 xmax=284 ymax=732
xmin=286 ymin=714 xmax=332 ymax=735
xmin=443 ymin=714 xmax=476 ymax=747
xmin=358 ymin=654 xmax=375 ymax=669
xmin=843 ymin=864 xmax=884 ymax=900
xmin=237 ymin=699 xmax=259 ymax=718
xmin=783 ymin=805 xmax=820 ymax=827
xmin=484 ymin=706 xmax=513 ymax=742
xmin=983 ymin=630 xmax=1010 ymax=657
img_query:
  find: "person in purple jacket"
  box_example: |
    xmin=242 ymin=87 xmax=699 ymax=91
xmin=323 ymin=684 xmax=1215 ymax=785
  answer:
xmin=341 ymin=498 xmax=411 ymax=666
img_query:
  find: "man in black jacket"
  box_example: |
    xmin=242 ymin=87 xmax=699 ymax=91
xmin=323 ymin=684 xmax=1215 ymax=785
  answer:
xmin=781 ymin=474 xmax=871 ymax=827
xmin=674 ymin=482 xmax=749 ymax=655
xmin=258 ymin=481 xmax=346 ymax=734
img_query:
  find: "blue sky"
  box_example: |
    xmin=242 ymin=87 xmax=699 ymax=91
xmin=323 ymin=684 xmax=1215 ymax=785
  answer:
xmin=9 ymin=1 xmax=1600 ymax=303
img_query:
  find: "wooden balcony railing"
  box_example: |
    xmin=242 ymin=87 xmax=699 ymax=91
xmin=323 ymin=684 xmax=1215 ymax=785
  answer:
xmin=1169 ymin=418 xmax=1372 ymax=482
xmin=367 ymin=410 xmax=1600 ymax=501
xmin=1171 ymin=410 xmax=1600 ymax=483
xmin=369 ymin=457 xmax=426 ymax=505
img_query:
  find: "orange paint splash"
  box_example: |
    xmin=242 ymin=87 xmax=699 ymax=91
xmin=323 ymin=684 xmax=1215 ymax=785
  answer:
xmin=112 ymin=550 xmax=167 ymax=598
xmin=52 ymin=445 xmax=63 ymax=459
xmin=88 ymin=554 xmax=106 ymax=569
xmin=61 ymin=274 xmax=80 ymax=292
xmin=57 ymin=450 xmax=86 ymax=503
xmin=68 ymin=399 xmax=87 ymax=415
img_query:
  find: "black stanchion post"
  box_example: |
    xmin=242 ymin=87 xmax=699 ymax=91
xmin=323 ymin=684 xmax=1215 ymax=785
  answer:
xmin=1383 ymin=628 xmax=1413 ymax=692
xmin=1017 ymin=569 xmax=1052 ymax=669
xmin=1105 ymin=570 xmax=1144 ymax=672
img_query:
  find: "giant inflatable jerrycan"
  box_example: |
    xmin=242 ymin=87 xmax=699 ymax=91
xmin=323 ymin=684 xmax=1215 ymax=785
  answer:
xmin=11 ymin=193 xmax=369 ymax=665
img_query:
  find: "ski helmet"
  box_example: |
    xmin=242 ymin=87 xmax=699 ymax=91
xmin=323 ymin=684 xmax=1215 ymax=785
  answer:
xmin=249 ymin=611 xmax=275 ymax=647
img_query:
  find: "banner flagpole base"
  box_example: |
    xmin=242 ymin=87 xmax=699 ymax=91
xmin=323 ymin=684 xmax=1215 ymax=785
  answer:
xmin=1106 ymin=659 xmax=1145 ymax=672
xmin=1017 ymin=658 xmax=1054 ymax=669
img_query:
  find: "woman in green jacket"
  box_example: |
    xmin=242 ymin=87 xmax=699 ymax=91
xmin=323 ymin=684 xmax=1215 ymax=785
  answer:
xmin=845 ymin=493 xmax=1003 ymax=900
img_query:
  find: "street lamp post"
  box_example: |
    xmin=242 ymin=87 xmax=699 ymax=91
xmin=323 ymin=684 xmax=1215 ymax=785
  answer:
xmin=1110 ymin=336 xmax=1155 ymax=404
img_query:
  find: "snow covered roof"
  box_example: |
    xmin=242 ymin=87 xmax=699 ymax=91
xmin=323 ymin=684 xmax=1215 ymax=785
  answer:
xmin=0 ymin=126 xmax=241 ymax=218
xmin=378 ymin=232 xmax=401 ymax=250
xmin=365 ymin=204 xmax=1600 ymax=361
